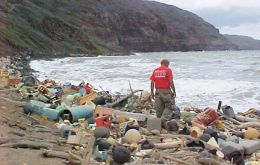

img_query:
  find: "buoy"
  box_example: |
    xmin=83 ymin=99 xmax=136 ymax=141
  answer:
xmin=124 ymin=129 xmax=141 ymax=144
xmin=112 ymin=146 xmax=131 ymax=164
xmin=94 ymin=127 xmax=110 ymax=139
xmin=244 ymin=127 xmax=260 ymax=140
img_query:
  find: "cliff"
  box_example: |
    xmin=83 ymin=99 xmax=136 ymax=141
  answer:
xmin=0 ymin=0 xmax=237 ymax=57
xmin=224 ymin=34 xmax=260 ymax=50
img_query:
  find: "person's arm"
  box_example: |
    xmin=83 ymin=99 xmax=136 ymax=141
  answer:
xmin=150 ymin=80 xmax=155 ymax=100
xmin=169 ymin=78 xmax=176 ymax=98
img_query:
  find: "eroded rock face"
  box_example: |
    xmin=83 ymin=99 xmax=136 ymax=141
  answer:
xmin=0 ymin=0 xmax=237 ymax=57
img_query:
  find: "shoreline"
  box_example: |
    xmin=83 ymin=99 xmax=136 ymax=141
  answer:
xmin=0 ymin=54 xmax=260 ymax=165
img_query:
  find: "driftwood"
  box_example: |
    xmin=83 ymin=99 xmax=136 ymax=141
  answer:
xmin=106 ymin=90 xmax=143 ymax=108
xmin=221 ymin=115 xmax=241 ymax=125
xmin=238 ymin=122 xmax=260 ymax=129
xmin=0 ymin=140 xmax=52 ymax=149
xmin=162 ymin=154 xmax=193 ymax=165
xmin=0 ymin=88 xmax=19 ymax=92
xmin=43 ymin=149 xmax=81 ymax=164
xmin=82 ymin=136 xmax=95 ymax=165
xmin=159 ymin=134 xmax=196 ymax=140
xmin=234 ymin=115 xmax=260 ymax=122
xmin=0 ymin=137 xmax=65 ymax=145
xmin=198 ymin=158 xmax=224 ymax=165
xmin=43 ymin=149 xmax=70 ymax=159
xmin=113 ymin=109 xmax=154 ymax=121
xmin=154 ymin=140 xmax=183 ymax=149
xmin=9 ymin=130 xmax=26 ymax=137
xmin=0 ymin=96 xmax=26 ymax=106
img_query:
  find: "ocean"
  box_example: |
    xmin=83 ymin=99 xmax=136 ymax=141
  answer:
xmin=30 ymin=51 xmax=260 ymax=112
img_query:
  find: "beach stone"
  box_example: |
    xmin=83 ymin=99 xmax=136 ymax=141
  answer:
xmin=143 ymin=158 xmax=156 ymax=163
xmin=107 ymin=137 xmax=117 ymax=146
xmin=226 ymin=135 xmax=239 ymax=143
xmin=165 ymin=119 xmax=179 ymax=131
xmin=222 ymin=105 xmax=235 ymax=118
xmin=152 ymin=151 xmax=161 ymax=160
xmin=150 ymin=129 xmax=160 ymax=135
xmin=95 ymin=138 xmax=111 ymax=151
xmin=256 ymin=110 xmax=260 ymax=117
xmin=94 ymin=127 xmax=110 ymax=139
xmin=124 ymin=129 xmax=141 ymax=144
xmin=141 ymin=140 xmax=155 ymax=150
xmin=221 ymin=142 xmax=245 ymax=165
xmin=239 ymin=139 xmax=260 ymax=155
xmin=147 ymin=117 xmax=161 ymax=131
xmin=204 ymin=127 xmax=218 ymax=140
xmin=199 ymin=133 xmax=211 ymax=142
xmin=112 ymin=146 xmax=131 ymax=164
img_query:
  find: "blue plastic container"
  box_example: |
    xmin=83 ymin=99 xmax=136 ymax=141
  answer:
xmin=42 ymin=108 xmax=61 ymax=121
xmin=28 ymin=100 xmax=46 ymax=115
xmin=24 ymin=100 xmax=60 ymax=121
xmin=61 ymin=106 xmax=94 ymax=123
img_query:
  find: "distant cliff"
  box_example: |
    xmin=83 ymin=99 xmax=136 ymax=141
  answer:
xmin=224 ymin=34 xmax=260 ymax=50
xmin=0 ymin=0 xmax=237 ymax=57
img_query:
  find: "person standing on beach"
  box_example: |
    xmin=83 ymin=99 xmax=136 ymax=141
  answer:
xmin=150 ymin=59 xmax=178 ymax=131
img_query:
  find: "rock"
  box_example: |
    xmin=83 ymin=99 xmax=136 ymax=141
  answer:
xmin=222 ymin=105 xmax=235 ymax=118
xmin=152 ymin=151 xmax=161 ymax=160
xmin=94 ymin=127 xmax=110 ymax=139
xmin=107 ymin=137 xmax=118 ymax=146
xmin=221 ymin=142 xmax=245 ymax=165
xmin=165 ymin=119 xmax=179 ymax=131
xmin=92 ymin=96 xmax=106 ymax=105
xmin=124 ymin=129 xmax=141 ymax=144
xmin=95 ymin=138 xmax=111 ymax=151
xmin=186 ymin=139 xmax=205 ymax=148
xmin=204 ymin=127 xmax=218 ymax=140
xmin=244 ymin=127 xmax=260 ymax=140
xmin=130 ymin=143 xmax=138 ymax=150
xmin=226 ymin=135 xmax=239 ymax=143
xmin=239 ymin=139 xmax=260 ymax=155
xmin=150 ymin=129 xmax=160 ymax=135
xmin=147 ymin=117 xmax=161 ymax=132
xmin=199 ymin=133 xmax=211 ymax=142
xmin=117 ymin=116 xmax=127 ymax=123
xmin=112 ymin=146 xmax=131 ymax=164
xmin=141 ymin=140 xmax=155 ymax=150
xmin=142 ymin=158 xmax=156 ymax=163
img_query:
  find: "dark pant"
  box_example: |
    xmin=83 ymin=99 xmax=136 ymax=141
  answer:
xmin=155 ymin=89 xmax=175 ymax=125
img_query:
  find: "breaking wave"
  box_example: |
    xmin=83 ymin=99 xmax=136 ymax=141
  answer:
xmin=30 ymin=51 xmax=260 ymax=112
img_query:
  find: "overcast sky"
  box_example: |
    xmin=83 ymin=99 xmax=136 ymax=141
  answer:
xmin=153 ymin=0 xmax=260 ymax=39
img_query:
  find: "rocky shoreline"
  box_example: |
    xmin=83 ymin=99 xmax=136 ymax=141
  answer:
xmin=0 ymin=55 xmax=259 ymax=165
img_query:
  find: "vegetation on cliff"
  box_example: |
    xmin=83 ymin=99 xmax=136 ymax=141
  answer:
xmin=0 ymin=0 xmax=237 ymax=57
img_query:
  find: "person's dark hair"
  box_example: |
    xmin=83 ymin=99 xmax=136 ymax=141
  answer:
xmin=160 ymin=59 xmax=170 ymax=66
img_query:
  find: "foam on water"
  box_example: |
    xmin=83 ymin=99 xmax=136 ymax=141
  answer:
xmin=30 ymin=51 xmax=260 ymax=111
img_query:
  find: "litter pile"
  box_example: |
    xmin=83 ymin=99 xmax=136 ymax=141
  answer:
xmin=0 ymin=56 xmax=259 ymax=165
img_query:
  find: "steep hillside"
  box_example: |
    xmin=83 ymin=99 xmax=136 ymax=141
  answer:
xmin=224 ymin=34 xmax=260 ymax=50
xmin=0 ymin=0 xmax=237 ymax=57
